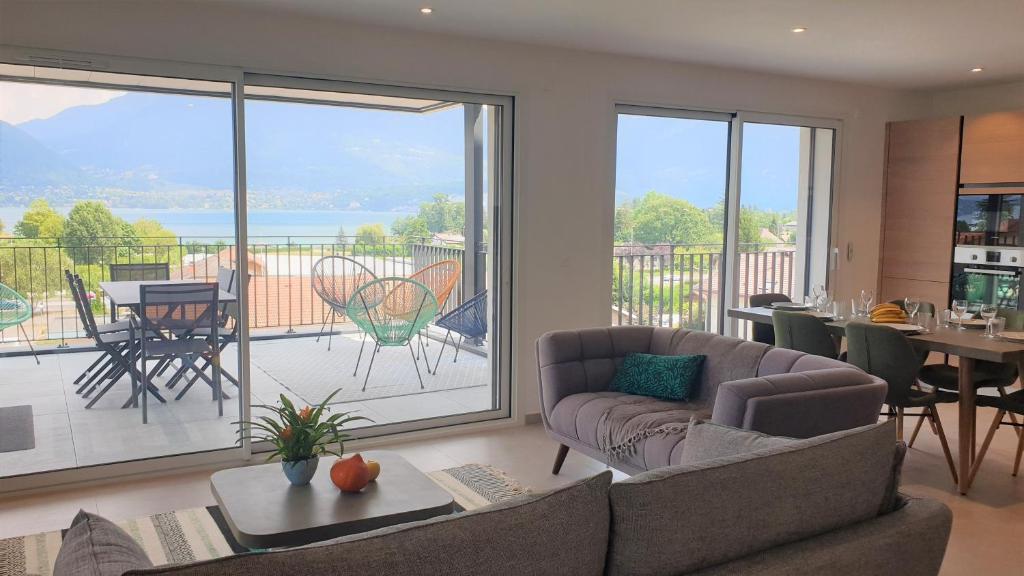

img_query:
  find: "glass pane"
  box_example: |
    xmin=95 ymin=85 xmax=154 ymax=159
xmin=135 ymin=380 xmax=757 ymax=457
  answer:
xmin=0 ymin=71 xmax=241 ymax=477
xmin=613 ymin=113 xmax=730 ymax=331
xmin=737 ymin=123 xmax=835 ymax=337
xmin=242 ymin=81 xmax=500 ymax=436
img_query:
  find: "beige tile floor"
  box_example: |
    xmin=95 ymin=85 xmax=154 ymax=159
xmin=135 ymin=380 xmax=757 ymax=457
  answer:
xmin=1 ymin=406 xmax=1022 ymax=574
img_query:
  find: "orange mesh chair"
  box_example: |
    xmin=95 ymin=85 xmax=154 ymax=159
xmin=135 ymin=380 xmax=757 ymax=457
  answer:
xmin=409 ymin=259 xmax=461 ymax=313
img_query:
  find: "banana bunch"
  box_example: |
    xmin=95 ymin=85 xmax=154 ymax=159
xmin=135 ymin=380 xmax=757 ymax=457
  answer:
xmin=869 ymin=303 xmax=907 ymax=324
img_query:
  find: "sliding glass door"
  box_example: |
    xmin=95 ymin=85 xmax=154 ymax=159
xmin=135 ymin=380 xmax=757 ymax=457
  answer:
xmin=612 ymin=105 xmax=839 ymax=338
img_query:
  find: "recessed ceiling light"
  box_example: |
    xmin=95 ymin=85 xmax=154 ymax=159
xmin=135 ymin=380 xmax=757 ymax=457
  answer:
xmin=791 ymin=27 xmax=807 ymax=33
xmin=420 ymin=7 xmax=433 ymax=14
xmin=970 ymin=67 xmax=984 ymax=73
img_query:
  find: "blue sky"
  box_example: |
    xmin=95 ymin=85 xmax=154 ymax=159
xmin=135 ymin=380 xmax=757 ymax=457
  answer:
xmin=615 ymin=114 xmax=801 ymax=212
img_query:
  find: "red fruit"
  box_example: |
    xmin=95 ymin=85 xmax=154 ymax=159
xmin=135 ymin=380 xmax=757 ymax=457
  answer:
xmin=331 ymin=454 xmax=371 ymax=493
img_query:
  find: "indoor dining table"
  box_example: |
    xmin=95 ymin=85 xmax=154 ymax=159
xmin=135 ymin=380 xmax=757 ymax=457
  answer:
xmin=728 ymin=305 xmax=1024 ymax=495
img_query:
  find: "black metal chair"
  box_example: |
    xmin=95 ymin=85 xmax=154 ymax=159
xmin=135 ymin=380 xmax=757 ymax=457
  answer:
xmin=165 ymin=267 xmax=240 ymax=395
xmin=431 ymin=290 xmax=488 ymax=375
xmin=845 ymin=322 xmax=959 ymax=484
xmin=130 ymin=283 xmax=221 ymax=423
xmin=749 ymin=292 xmax=791 ymax=345
xmin=74 ymin=275 xmax=166 ymax=410
xmin=969 ymin=388 xmax=1024 ymax=487
xmin=65 ymin=270 xmax=131 ymax=395
xmin=108 ymin=262 xmax=170 ymax=282
xmin=311 ymin=256 xmax=377 ymax=351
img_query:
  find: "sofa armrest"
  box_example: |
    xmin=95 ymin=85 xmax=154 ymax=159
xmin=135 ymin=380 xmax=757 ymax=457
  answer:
xmin=691 ymin=496 xmax=952 ymax=576
xmin=711 ymin=368 xmax=887 ymax=438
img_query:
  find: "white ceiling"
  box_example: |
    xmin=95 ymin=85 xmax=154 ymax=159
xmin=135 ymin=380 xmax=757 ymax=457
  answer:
xmin=204 ymin=0 xmax=1024 ymax=90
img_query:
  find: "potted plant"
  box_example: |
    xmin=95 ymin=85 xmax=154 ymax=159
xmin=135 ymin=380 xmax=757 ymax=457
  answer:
xmin=236 ymin=389 xmax=369 ymax=485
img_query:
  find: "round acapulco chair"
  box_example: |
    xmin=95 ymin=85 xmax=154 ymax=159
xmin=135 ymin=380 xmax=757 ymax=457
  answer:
xmin=311 ymin=256 xmax=378 ymax=351
xmin=408 ymin=259 xmax=461 ymax=367
xmin=0 ymin=282 xmax=39 ymax=364
xmin=347 ymin=277 xmax=438 ymax=392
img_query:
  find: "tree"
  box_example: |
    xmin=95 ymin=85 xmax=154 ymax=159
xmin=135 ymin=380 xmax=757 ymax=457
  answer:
xmin=0 ymin=218 xmax=5 ymax=236
xmin=614 ymin=204 xmax=635 ymax=243
xmin=419 ymin=194 xmax=464 ymax=234
xmin=14 ymin=199 xmax=64 ymax=239
xmin=629 ymin=192 xmax=717 ymax=246
xmin=63 ymin=201 xmax=137 ymax=264
xmin=336 ymin=225 xmax=348 ymax=246
xmin=355 ymin=223 xmax=386 ymax=245
xmin=132 ymin=219 xmax=177 ymax=246
xmin=391 ymin=215 xmax=430 ymax=243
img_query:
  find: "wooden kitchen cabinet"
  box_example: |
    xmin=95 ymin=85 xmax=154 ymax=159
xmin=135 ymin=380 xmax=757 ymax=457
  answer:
xmin=880 ymin=118 xmax=960 ymax=301
xmin=961 ymin=111 xmax=1024 ymax=184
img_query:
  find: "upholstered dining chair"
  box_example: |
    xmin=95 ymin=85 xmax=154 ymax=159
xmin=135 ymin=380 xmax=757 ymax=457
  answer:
xmin=969 ymin=387 xmax=1024 ymax=487
xmin=771 ymin=310 xmax=840 ymax=359
xmin=311 ymin=255 xmax=377 ymax=351
xmin=845 ymin=322 xmax=959 ymax=484
xmin=749 ymin=293 xmax=792 ymax=345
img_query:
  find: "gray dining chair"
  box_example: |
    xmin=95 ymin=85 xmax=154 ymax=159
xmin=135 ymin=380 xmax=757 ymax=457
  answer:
xmin=771 ymin=309 xmax=840 ymax=359
xmin=109 ymin=262 xmax=170 ymax=282
xmin=845 ymin=322 xmax=958 ymax=484
xmin=969 ymin=387 xmax=1024 ymax=487
xmin=130 ymin=283 xmax=221 ymax=423
xmin=749 ymin=293 xmax=791 ymax=345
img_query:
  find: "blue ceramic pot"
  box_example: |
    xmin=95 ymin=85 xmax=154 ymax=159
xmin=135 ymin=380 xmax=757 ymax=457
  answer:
xmin=282 ymin=456 xmax=319 ymax=486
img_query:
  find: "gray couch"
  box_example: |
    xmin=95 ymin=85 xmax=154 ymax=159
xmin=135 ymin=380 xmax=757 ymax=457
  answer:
xmin=55 ymin=420 xmax=952 ymax=576
xmin=537 ymin=326 xmax=888 ymax=474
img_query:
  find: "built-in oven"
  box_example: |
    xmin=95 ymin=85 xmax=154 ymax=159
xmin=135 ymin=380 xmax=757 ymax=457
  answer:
xmin=956 ymin=193 xmax=1022 ymax=246
xmin=951 ymin=246 xmax=1024 ymax=309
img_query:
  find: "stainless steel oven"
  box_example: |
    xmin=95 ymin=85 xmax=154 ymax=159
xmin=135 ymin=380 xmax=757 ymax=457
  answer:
xmin=956 ymin=193 xmax=1022 ymax=246
xmin=951 ymin=246 xmax=1024 ymax=309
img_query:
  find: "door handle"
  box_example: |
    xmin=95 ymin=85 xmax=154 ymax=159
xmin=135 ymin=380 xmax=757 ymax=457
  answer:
xmin=964 ymin=268 xmax=1019 ymax=276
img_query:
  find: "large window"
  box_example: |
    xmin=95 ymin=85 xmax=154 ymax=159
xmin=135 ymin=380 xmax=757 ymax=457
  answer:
xmin=0 ymin=57 xmax=514 ymax=486
xmin=613 ymin=106 xmax=838 ymax=338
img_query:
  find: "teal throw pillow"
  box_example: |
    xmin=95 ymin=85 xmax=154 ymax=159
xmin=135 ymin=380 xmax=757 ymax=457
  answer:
xmin=610 ymin=353 xmax=705 ymax=401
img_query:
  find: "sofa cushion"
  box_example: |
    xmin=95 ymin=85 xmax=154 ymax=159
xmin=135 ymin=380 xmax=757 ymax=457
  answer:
xmin=679 ymin=419 xmax=796 ymax=464
xmin=54 ymin=510 xmax=152 ymax=576
xmin=130 ymin=471 xmax=613 ymax=576
xmin=610 ymin=353 xmax=705 ymax=401
xmin=605 ymin=420 xmax=900 ymax=576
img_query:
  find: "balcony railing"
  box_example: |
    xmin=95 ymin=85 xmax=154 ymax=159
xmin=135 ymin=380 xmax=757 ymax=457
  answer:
xmin=612 ymin=243 xmax=796 ymax=332
xmin=0 ymin=235 xmax=467 ymax=344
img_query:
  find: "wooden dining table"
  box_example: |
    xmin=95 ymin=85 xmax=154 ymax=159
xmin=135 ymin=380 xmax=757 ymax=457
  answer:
xmin=728 ymin=306 xmax=1024 ymax=495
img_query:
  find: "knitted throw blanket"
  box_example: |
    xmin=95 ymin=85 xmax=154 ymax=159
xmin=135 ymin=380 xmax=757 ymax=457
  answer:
xmin=596 ymin=398 xmax=708 ymax=460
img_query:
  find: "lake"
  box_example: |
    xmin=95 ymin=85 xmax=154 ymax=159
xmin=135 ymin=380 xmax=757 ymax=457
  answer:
xmin=0 ymin=207 xmax=414 ymax=240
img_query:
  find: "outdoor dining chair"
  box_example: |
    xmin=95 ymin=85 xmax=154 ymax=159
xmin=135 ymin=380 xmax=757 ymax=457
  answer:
xmin=108 ymin=262 xmax=170 ymax=282
xmin=431 ymin=289 xmax=488 ymax=375
xmin=347 ymin=277 xmax=438 ymax=391
xmin=0 ymin=282 xmax=38 ymax=364
xmin=311 ymin=255 xmax=377 ymax=351
xmin=130 ymin=282 xmax=222 ymax=423
xmin=65 ymin=270 xmax=131 ymax=394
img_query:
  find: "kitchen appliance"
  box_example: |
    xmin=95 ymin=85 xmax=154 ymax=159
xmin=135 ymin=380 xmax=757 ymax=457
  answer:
xmin=956 ymin=193 xmax=1022 ymax=246
xmin=951 ymin=246 xmax=1024 ymax=309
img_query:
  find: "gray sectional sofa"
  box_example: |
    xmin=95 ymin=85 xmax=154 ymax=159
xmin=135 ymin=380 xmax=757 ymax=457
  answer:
xmin=537 ymin=326 xmax=888 ymax=474
xmin=56 ymin=420 xmax=952 ymax=576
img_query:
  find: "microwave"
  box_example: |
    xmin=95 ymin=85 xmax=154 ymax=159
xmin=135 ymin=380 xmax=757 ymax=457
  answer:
xmin=956 ymin=193 xmax=1022 ymax=247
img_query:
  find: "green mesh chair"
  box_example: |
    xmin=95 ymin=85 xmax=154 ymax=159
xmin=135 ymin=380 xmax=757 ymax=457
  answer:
xmin=347 ymin=277 xmax=438 ymax=391
xmin=0 ymin=282 xmax=39 ymax=364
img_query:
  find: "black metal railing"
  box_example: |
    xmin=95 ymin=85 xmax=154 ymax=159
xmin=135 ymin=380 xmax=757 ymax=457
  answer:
xmin=0 ymin=235 xmax=467 ymax=344
xmin=612 ymin=243 xmax=796 ymax=331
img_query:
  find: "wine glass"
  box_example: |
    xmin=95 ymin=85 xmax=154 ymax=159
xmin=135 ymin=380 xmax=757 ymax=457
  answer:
xmin=980 ymin=304 xmax=998 ymax=337
xmin=860 ymin=289 xmax=875 ymax=313
xmin=952 ymin=299 xmax=969 ymax=331
xmin=904 ymin=296 xmax=921 ymax=325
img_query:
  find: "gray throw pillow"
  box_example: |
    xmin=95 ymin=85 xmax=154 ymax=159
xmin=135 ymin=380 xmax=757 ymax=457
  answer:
xmin=606 ymin=420 xmax=900 ymax=576
xmin=679 ymin=418 xmax=797 ymax=464
xmin=54 ymin=510 xmax=152 ymax=576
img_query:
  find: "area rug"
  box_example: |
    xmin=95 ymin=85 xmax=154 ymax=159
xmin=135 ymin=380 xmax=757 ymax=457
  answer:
xmin=250 ymin=334 xmax=489 ymax=405
xmin=0 ymin=406 xmax=34 ymax=453
xmin=0 ymin=464 xmax=527 ymax=576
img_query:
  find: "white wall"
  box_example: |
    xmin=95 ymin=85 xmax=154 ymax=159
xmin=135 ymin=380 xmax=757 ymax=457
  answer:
xmin=927 ymin=80 xmax=1024 ymax=117
xmin=0 ymin=1 xmax=924 ymax=418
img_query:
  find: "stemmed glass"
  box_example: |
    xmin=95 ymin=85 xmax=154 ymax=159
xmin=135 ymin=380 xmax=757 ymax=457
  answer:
xmin=904 ymin=296 xmax=921 ymax=325
xmin=980 ymin=304 xmax=998 ymax=337
xmin=860 ymin=289 xmax=875 ymax=313
xmin=952 ymin=299 xmax=969 ymax=331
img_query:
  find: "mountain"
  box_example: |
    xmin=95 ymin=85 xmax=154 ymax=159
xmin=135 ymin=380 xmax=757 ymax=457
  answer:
xmin=4 ymin=91 xmax=467 ymax=210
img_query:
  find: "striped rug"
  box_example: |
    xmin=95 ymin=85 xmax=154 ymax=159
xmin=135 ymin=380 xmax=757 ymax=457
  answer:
xmin=0 ymin=463 xmax=527 ymax=576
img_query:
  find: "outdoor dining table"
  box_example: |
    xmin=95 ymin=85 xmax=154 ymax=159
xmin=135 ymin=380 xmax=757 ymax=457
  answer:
xmin=728 ymin=305 xmax=1024 ymax=495
xmin=100 ymin=279 xmax=237 ymax=322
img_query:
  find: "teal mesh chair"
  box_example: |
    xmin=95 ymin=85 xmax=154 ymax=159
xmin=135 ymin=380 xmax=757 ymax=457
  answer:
xmin=347 ymin=277 xmax=438 ymax=391
xmin=0 ymin=282 xmax=39 ymax=364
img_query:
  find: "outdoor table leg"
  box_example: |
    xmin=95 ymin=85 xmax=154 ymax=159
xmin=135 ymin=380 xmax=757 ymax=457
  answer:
xmin=957 ymin=357 xmax=976 ymax=495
